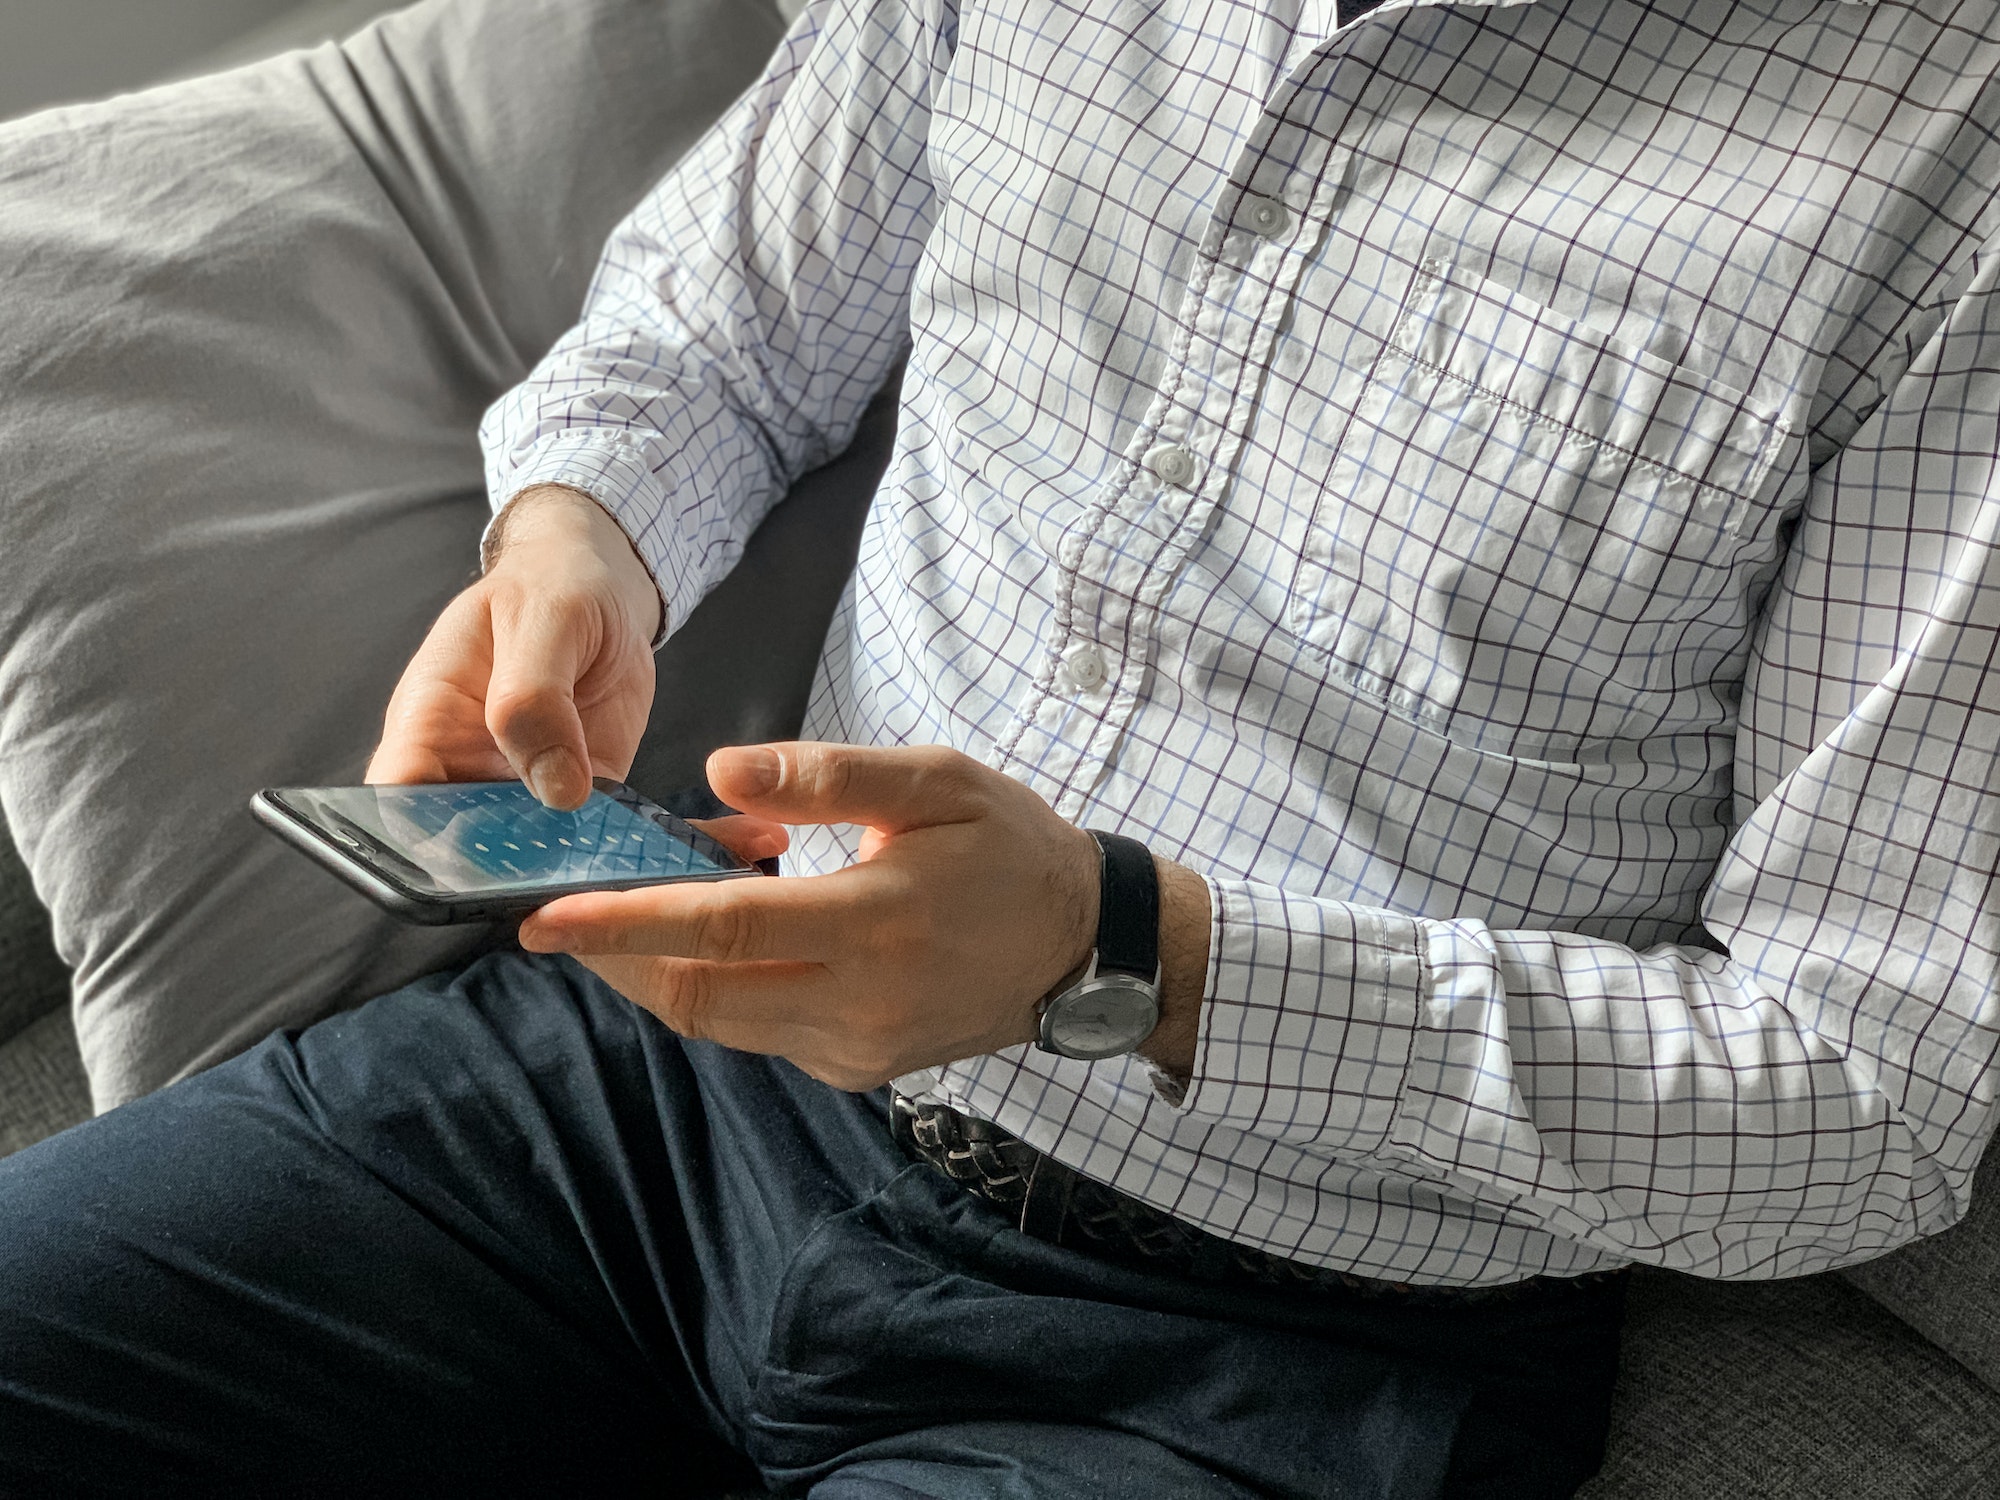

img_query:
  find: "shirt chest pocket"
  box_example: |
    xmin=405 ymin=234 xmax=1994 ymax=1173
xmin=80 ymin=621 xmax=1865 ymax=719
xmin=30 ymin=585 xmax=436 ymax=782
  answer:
xmin=1285 ymin=260 xmax=1792 ymax=753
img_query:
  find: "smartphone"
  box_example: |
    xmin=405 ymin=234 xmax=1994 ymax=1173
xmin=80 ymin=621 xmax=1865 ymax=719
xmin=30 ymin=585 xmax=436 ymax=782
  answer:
xmin=250 ymin=778 xmax=762 ymax=924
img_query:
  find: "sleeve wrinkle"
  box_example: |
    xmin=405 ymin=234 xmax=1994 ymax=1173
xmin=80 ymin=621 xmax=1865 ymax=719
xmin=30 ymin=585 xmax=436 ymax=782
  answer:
xmin=478 ymin=0 xmax=942 ymax=632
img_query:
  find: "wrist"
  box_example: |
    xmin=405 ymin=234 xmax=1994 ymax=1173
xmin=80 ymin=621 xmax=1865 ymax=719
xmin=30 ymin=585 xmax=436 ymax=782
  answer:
xmin=486 ymin=484 xmax=665 ymax=641
xmin=1136 ymin=856 xmax=1208 ymax=1079
xmin=1032 ymin=833 xmax=1207 ymax=1072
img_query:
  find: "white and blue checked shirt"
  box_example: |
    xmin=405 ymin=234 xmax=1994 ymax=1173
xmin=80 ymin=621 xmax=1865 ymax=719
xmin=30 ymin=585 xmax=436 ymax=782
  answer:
xmin=484 ymin=0 xmax=2000 ymax=1285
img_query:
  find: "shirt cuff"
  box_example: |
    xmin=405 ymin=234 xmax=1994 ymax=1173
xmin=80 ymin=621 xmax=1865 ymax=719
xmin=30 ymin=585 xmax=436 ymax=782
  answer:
xmin=1170 ymin=876 xmax=1427 ymax=1154
xmin=483 ymin=431 xmax=703 ymax=648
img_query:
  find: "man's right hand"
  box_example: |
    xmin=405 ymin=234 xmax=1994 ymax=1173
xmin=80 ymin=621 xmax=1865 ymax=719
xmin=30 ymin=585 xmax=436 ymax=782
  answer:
xmin=367 ymin=485 xmax=664 ymax=810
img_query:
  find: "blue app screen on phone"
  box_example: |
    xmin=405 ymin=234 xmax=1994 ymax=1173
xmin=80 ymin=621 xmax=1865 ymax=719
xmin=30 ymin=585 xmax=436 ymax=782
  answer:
xmin=283 ymin=783 xmax=737 ymax=894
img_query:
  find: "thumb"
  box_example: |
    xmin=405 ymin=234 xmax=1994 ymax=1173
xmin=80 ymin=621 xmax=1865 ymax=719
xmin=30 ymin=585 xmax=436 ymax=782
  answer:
xmin=484 ymin=593 xmax=599 ymax=809
xmin=706 ymin=742 xmax=985 ymax=832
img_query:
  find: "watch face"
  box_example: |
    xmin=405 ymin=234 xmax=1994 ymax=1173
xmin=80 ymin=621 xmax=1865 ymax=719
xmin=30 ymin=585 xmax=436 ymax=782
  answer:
xmin=1045 ymin=974 xmax=1160 ymax=1061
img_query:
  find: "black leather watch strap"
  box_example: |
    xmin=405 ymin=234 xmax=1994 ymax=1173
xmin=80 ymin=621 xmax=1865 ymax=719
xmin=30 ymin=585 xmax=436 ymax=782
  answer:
xmin=1087 ymin=831 xmax=1159 ymax=982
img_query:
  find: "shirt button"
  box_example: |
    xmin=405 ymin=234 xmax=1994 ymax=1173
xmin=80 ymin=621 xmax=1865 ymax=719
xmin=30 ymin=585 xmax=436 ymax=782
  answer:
xmin=1242 ymin=195 xmax=1291 ymax=238
xmin=1062 ymin=642 xmax=1107 ymax=690
xmin=1145 ymin=444 xmax=1196 ymax=488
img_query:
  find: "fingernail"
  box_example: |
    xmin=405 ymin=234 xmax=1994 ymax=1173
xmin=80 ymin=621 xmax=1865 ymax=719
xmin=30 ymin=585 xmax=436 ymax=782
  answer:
xmin=526 ymin=747 xmax=576 ymax=807
xmin=728 ymin=746 xmax=781 ymax=797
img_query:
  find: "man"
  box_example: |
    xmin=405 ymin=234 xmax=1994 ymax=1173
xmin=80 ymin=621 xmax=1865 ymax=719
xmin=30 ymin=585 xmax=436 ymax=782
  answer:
xmin=2 ymin=0 xmax=1995 ymax=1493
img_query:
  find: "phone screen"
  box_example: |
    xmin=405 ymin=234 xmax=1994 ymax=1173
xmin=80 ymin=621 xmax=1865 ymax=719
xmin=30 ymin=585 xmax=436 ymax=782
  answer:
xmin=276 ymin=782 xmax=743 ymax=896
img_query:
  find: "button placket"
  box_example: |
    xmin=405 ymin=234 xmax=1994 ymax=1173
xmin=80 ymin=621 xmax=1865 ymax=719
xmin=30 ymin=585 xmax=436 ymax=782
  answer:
xmin=1193 ymin=152 xmax=1353 ymax=465
xmin=1009 ymin=39 xmax=1360 ymax=809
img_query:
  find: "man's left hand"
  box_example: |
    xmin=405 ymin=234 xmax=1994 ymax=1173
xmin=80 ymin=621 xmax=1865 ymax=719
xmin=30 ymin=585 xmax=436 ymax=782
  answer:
xmin=520 ymin=742 xmax=1179 ymax=1091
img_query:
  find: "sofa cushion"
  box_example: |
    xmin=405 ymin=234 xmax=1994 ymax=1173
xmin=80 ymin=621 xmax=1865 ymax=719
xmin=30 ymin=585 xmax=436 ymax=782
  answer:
xmin=0 ymin=0 xmax=792 ymax=1109
xmin=0 ymin=819 xmax=67 ymax=1051
xmin=0 ymin=1011 xmax=90 ymax=1158
xmin=1581 ymin=1270 xmax=2000 ymax=1499
xmin=1842 ymin=1145 xmax=2000 ymax=1397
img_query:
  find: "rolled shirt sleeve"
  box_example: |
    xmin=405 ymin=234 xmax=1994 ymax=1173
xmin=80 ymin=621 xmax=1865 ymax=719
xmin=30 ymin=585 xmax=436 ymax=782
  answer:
xmin=478 ymin=0 xmax=950 ymax=637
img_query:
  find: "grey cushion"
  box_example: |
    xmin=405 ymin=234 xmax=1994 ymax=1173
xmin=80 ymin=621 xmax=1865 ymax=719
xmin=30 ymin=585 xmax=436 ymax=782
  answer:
xmin=1582 ymin=1270 xmax=2000 ymax=1499
xmin=0 ymin=0 xmax=791 ymax=1109
xmin=160 ymin=0 xmax=422 ymax=82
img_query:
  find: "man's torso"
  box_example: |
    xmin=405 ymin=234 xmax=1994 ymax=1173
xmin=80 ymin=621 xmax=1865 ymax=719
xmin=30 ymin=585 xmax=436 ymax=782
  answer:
xmin=779 ymin=0 xmax=1997 ymax=1283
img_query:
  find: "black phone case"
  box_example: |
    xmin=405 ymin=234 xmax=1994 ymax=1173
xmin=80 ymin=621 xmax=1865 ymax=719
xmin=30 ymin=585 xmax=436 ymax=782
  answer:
xmin=249 ymin=779 xmax=761 ymax=925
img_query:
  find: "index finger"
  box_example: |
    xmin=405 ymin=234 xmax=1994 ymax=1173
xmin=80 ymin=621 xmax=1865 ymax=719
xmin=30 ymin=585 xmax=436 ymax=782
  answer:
xmin=484 ymin=590 xmax=599 ymax=809
xmin=519 ymin=865 xmax=873 ymax=965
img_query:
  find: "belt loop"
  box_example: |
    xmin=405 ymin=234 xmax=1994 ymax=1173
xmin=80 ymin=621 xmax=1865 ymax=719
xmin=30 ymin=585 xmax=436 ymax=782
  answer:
xmin=1188 ymin=1232 xmax=1236 ymax=1283
xmin=1017 ymin=1151 xmax=1076 ymax=1241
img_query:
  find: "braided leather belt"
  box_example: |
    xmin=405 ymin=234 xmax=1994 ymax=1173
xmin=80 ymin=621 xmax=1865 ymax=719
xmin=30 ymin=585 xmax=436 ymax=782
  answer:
xmin=892 ymin=1092 xmax=1614 ymax=1305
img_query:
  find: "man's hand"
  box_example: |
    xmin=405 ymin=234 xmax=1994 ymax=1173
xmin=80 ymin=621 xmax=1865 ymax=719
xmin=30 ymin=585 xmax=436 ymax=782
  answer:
xmin=518 ymin=742 xmax=1212 ymax=1090
xmin=368 ymin=486 xmax=664 ymax=808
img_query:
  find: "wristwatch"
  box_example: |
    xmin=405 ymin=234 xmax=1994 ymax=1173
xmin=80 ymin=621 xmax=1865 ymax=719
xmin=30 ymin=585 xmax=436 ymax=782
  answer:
xmin=1035 ymin=831 xmax=1161 ymax=1061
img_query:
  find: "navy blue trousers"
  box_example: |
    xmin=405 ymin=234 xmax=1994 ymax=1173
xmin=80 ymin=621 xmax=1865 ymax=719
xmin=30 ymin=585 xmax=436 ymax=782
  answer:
xmin=0 ymin=954 xmax=1623 ymax=1498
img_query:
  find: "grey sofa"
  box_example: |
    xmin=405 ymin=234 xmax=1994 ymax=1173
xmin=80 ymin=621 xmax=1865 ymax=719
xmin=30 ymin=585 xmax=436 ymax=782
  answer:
xmin=3 ymin=1 xmax=2000 ymax=1495
xmin=0 ymin=826 xmax=87 ymax=1159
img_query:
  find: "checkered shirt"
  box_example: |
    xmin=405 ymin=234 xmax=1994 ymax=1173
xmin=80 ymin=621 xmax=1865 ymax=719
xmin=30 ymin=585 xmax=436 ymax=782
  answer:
xmin=482 ymin=0 xmax=2000 ymax=1285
